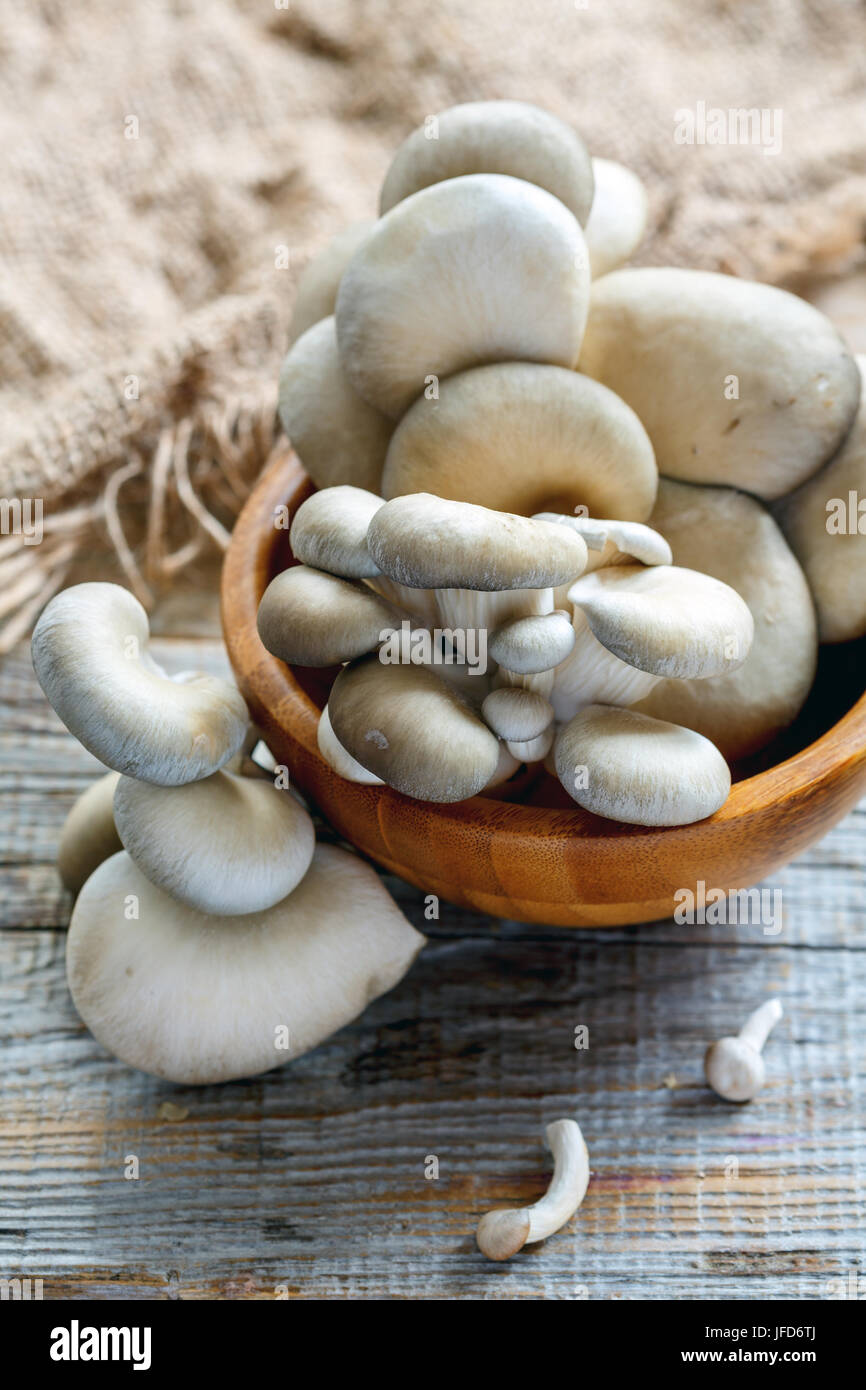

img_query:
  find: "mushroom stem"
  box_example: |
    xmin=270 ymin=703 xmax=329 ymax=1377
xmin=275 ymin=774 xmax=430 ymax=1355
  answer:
xmin=476 ymin=1119 xmax=590 ymax=1262
xmin=738 ymin=997 xmax=783 ymax=1053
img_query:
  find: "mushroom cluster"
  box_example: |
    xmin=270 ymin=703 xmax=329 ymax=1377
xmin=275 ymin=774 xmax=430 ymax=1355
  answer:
xmin=260 ymin=487 xmax=753 ymax=822
xmin=33 ymin=582 xmax=424 ymax=1083
xmin=274 ymin=99 xmax=864 ymax=825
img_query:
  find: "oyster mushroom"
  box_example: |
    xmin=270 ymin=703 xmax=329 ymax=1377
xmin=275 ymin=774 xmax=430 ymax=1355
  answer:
xmin=257 ymin=565 xmax=397 ymax=667
xmin=32 ymin=583 xmax=249 ymax=786
xmin=551 ymin=562 xmax=754 ymax=721
xmin=554 ymin=705 xmax=732 ymax=826
xmin=481 ymin=688 xmax=554 ymax=742
xmin=775 ymin=355 xmax=866 ymax=642
xmin=382 ymin=362 xmax=657 ymax=521
xmin=278 ymin=317 xmax=393 ymax=492
xmin=328 ymin=657 xmax=501 ymax=802
xmin=488 ymin=611 xmax=576 ymax=675
xmin=476 ymin=1119 xmax=591 ymax=1262
xmin=635 ymin=478 xmax=817 ymax=759
xmin=583 ymin=156 xmax=648 ymax=278
xmin=113 ymin=770 xmax=316 ymax=915
xmin=336 ymin=174 xmax=590 ymax=419
xmin=380 ymin=99 xmax=594 ymax=225
xmin=366 ymin=493 xmax=588 ymax=639
xmin=705 ymin=999 xmax=783 ymax=1103
xmin=579 ymin=267 xmax=860 ymax=499
xmin=67 ymin=846 xmax=425 ymax=1084
xmin=57 ymin=772 xmax=122 ymax=896
xmin=289 ymin=485 xmax=384 ymax=580
xmin=317 ymin=704 xmax=385 ymax=785
xmin=289 ymin=221 xmax=375 ymax=343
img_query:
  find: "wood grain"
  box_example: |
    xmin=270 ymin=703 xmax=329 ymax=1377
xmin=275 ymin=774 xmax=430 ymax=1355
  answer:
xmin=221 ymin=450 xmax=866 ymax=926
xmin=1 ymin=636 xmax=865 ymax=1299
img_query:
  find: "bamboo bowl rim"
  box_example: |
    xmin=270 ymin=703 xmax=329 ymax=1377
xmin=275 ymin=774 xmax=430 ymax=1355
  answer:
xmin=222 ymin=447 xmax=866 ymax=852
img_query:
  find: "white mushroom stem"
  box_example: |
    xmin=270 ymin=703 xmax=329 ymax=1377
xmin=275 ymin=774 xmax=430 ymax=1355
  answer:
xmin=550 ymin=609 xmax=661 ymax=722
xmin=434 ymin=586 xmax=553 ymax=643
xmin=476 ymin=1119 xmax=590 ymax=1262
xmin=704 ymin=998 xmax=783 ymax=1103
xmin=739 ymin=997 xmax=784 ymax=1053
xmin=365 ymin=574 xmax=441 ymax=626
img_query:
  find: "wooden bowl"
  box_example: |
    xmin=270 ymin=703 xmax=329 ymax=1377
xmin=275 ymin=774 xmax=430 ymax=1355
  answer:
xmin=221 ymin=449 xmax=866 ymax=926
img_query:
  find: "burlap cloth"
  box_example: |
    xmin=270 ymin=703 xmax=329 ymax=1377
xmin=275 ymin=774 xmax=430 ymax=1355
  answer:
xmin=2 ymin=0 xmax=865 ymax=650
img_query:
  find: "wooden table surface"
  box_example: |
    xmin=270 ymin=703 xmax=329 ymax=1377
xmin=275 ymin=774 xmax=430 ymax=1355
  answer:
xmin=2 ymin=629 xmax=865 ymax=1301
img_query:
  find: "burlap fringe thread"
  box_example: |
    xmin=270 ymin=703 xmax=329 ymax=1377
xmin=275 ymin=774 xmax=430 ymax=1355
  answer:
xmin=0 ymin=391 xmax=283 ymax=655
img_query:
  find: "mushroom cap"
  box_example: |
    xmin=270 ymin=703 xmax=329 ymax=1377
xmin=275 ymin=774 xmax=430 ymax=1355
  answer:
xmin=583 ymin=157 xmax=648 ymax=279
xmin=367 ymin=494 xmax=588 ymax=592
xmin=317 ymin=704 xmax=384 ymax=785
xmin=113 ymin=770 xmax=316 ymax=915
xmin=704 ymin=1037 xmax=766 ymax=1103
xmin=336 ymin=173 xmax=590 ymax=419
xmin=379 ymin=99 xmax=594 ymax=225
xmin=328 ymin=656 xmax=501 ymax=802
xmin=257 ymin=565 xmax=397 ymax=667
xmin=635 ymin=479 xmax=818 ymax=759
xmin=481 ymin=688 xmax=553 ymax=741
xmin=775 ymin=355 xmax=866 ymax=643
xmin=289 ymin=485 xmax=384 ymax=579
xmin=549 ymin=515 xmax=673 ymax=572
xmin=489 ymin=611 xmax=576 ymax=674
xmin=32 ymin=583 xmax=249 ymax=786
xmin=554 ymin=704 xmax=731 ymax=826
xmin=289 ymin=221 xmax=375 ymax=343
xmin=579 ymin=268 xmax=861 ymax=499
xmin=66 ymin=846 xmax=425 ymax=1085
xmin=57 ymin=772 xmax=122 ymax=896
xmin=278 ymin=317 xmax=393 ymax=492
xmin=567 ymin=563 xmax=755 ymax=678
xmin=507 ymin=724 xmax=555 ymax=765
xmin=382 ymin=362 xmax=657 ymax=521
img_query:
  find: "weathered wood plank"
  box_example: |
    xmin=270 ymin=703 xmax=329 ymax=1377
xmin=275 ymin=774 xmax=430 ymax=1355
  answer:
xmin=1 ymin=925 xmax=864 ymax=1299
xmin=1 ymin=635 xmax=864 ymax=1299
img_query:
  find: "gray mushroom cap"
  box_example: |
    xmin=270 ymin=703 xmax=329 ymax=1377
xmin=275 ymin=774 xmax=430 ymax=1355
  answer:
xmin=367 ymin=494 xmax=588 ymax=592
xmin=482 ymin=688 xmax=554 ymax=741
xmin=278 ymin=316 xmax=393 ymax=493
xmin=336 ymin=174 xmax=590 ymax=419
xmin=67 ymin=846 xmax=425 ymax=1085
xmin=289 ymin=221 xmax=375 ymax=344
xmin=554 ymin=705 xmax=732 ymax=826
xmin=329 ymin=657 xmax=501 ymax=802
xmin=113 ymin=770 xmax=316 ymax=916
xmin=289 ymin=485 xmax=384 ymax=579
xmin=579 ymin=267 xmax=860 ymax=499
xmin=775 ymin=354 xmax=866 ymax=643
xmin=536 ymin=514 xmax=672 ymax=573
xmin=257 ymin=565 xmax=397 ymax=667
xmin=583 ymin=157 xmax=648 ymax=278
xmin=32 ymin=583 xmax=249 ymax=786
xmin=379 ymin=100 xmax=594 ymax=224
xmin=383 ymin=363 xmax=657 ymax=522
xmin=57 ymin=772 xmax=122 ymax=896
xmin=635 ymin=478 xmax=818 ymax=759
xmin=567 ymin=564 xmax=755 ymax=679
xmin=489 ymin=611 xmax=576 ymax=674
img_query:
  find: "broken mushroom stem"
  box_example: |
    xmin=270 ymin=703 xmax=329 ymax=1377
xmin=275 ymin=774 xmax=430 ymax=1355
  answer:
xmin=705 ymin=998 xmax=783 ymax=1103
xmin=476 ymin=1118 xmax=590 ymax=1262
